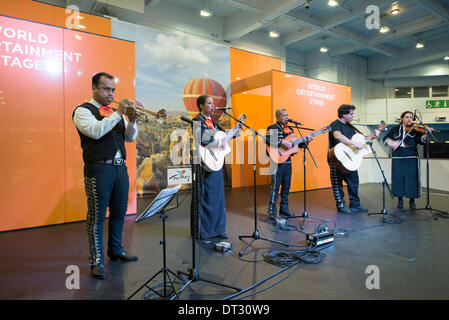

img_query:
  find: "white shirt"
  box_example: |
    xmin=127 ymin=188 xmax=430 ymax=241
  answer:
xmin=73 ymin=99 xmax=138 ymax=158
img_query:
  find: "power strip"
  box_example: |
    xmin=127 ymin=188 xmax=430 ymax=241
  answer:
xmin=306 ymin=231 xmax=334 ymax=250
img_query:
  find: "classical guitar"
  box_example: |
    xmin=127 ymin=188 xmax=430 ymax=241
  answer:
xmin=266 ymin=126 xmax=332 ymax=164
xmin=199 ymin=114 xmax=246 ymax=172
xmin=327 ymin=122 xmax=386 ymax=173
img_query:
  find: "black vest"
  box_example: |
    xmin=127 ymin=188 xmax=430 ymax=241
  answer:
xmin=73 ymin=103 xmax=126 ymax=162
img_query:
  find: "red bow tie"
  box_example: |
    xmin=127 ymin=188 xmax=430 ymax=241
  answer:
xmin=99 ymin=105 xmax=114 ymax=118
xmin=283 ymin=125 xmax=292 ymax=135
xmin=205 ymin=119 xmax=215 ymax=130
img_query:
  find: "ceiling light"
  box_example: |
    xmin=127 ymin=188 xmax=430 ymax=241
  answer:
xmin=200 ymin=9 xmax=213 ymax=17
xmin=320 ymin=46 xmax=329 ymax=53
xmin=444 ymin=56 xmax=449 ymax=61
xmin=379 ymin=26 xmax=390 ymax=33
xmin=328 ymin=0 xmax=338 ymax=7
xmin=269 ymin=30 xmax=280 ymax=38
xmin=391 ymin=8 xmax=400 ymax=15
xmin=416 ymin=42 xmax=425 ymax=48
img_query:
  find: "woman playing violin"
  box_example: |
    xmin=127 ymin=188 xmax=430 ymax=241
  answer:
xmin=383 ymin=111 xmax=434 ymax=209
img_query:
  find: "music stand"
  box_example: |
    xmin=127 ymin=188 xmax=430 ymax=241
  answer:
xmin=290 ymin=124 xmax=330 ymax=230
xmin=407 ymin=111 xmax=448 ymax=219
xmin=127 ymin=184 xmax=182 ymax=300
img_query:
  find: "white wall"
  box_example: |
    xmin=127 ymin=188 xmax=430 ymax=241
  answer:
xmin=359 ymin=158 xmax=449 ymax=192
xmin=366 ymin=97 xmax=449 ymax=125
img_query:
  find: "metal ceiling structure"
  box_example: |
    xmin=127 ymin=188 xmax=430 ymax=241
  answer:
xmin=35 ymin=0 xmax=449 ymax=77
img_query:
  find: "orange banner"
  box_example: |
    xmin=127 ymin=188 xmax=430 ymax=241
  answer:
xmin=272 ymin=70 xmax=352 ymax=192
xmin=0 ymin=15 xmax=134 ymax=231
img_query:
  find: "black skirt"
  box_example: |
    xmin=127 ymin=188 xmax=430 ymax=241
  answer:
xmin=198 ymin=167 xmax=226 ymax=239
xmin=391 ymin=149 xmax=421 ymax=199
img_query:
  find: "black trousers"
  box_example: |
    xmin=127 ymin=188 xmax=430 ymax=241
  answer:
xmin=269 ymin=161 xmax=292 ymax=215
xmin=84 ymin=163 xmax=129 ymax=267
xmin=329 ymin=163 xmax=360 ymax=208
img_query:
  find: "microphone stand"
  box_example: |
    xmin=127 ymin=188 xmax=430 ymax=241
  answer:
xmin=409 ymin=111 xmax=448 ymax=219
xmin=221 ymin=110 xmax=289 ymax=257
xmin=176 ymin=116 xmax=242 ymax=298
xmin=290 ymin=124 xmax=329 ymax=230
xmin=366 ymin=140 xmax=403 ymax=223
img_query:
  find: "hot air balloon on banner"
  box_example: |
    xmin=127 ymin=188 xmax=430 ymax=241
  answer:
xmin=182 ymin=78 xmax=227 ymax=122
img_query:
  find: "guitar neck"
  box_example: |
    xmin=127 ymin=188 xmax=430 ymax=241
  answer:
xmin=292 ymin=129 xmax=324 ymax=146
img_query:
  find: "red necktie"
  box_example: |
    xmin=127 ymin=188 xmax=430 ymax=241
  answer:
xmin=205 ymin=119 xmax=216 ymax=130
xmin=99 ymin=105 xmax=114 ymax=118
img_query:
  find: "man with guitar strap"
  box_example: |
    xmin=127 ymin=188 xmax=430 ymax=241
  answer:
xmin=266 ymin=108 xmax=313 ymax=221
xmin=328 ymin=104 xmax=380 ymax=214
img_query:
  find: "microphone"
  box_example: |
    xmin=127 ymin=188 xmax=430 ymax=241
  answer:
xmin=288 ymin=119 xmax=303 ymax=126
xmin=215 ymin=107 xmax=232 ymax=111
xmin=180 ymin=116 xmax=193 ymax=124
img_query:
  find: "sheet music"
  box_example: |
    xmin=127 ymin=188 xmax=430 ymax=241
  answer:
xmin=135 ymin=184 xmax=182 ymax=222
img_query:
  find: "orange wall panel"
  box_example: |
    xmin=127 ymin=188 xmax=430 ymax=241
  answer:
xmin=0 ymin=15 xmax=135 ymax=231
xmin=230 ymin=48 xmax=282 ymax=188
xmin=0 ymin=0 xmax=110 ymax=36
xmin=0 ymin=15 xmax=65 ymax=231
xmin=272 ymin=70 xmax=352 ymax=192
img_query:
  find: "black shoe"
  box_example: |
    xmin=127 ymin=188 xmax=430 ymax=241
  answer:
xmin=268 ymin=213 xmax=277 ymax=221
xmin=350 ymin=205 xmax=369 ymax=213
xmin=280 ymin=211 xmax=299 ymax=218
xmin=336 ymin=202 xmax=350 ymax=214
xmin=409 ymin=199 xmax=416 ymax=209
xmin=90 ymin=265 xmax=106 ymax=279
xmin=108 ymin=251 xmax=138 ymax=262
xmin=397 ymin=198 xmax=403 ymax=209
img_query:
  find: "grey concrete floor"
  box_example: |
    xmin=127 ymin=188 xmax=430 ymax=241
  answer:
xmin=1 ymin=183 xmax=449 ymax=300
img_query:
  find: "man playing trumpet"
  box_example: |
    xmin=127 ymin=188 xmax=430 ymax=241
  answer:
xmin=72 ymin=72 xmax=138 ymax=280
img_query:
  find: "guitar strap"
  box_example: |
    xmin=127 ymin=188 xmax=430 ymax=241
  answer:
xmin=347 ymin=122 xmax=363 ymax=135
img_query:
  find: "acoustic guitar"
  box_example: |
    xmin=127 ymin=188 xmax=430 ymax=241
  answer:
xmin=266 ymin=126 xmax=332 ymax=164
xmin=199 ymin=114 xmax=246 ymax=172
xmin=327 ymin=122 xmax=386 ymax=173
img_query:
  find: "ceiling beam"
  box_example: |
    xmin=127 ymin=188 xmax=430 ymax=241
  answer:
xmin=330 ymin=15 xmax=445 ymax=57
xmin=283 ymin=10 xmax=400 ymax=57
xmin=368 ymin=37 xmax=449 ymax=73
xmin=282 ymin=0 xmax=391 ymax=46
xmin=221 ymin=0 xmax=306 ymax=41
xmin=411 ymin=0 xmax=449 ymax=22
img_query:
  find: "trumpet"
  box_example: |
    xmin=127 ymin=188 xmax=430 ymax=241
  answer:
xmin=112 ymin=100 xmax=167 ymax=123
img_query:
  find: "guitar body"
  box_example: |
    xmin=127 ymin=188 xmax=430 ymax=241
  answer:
xmin=199 ymin=114 xmax=246 ymax=172
xmin=199 ymin=131 xmax=230 ymax=172
xmin=266 ymin=134 xmax=300 ymax=164
xmin=328 ymin=133 xmax=371 ymax=173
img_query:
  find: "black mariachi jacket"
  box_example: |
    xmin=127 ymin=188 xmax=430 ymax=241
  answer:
xmin=192 ymin=113 xmax=225 ymax=148
xmin=383 ymin=124 xmax=425 ymax=157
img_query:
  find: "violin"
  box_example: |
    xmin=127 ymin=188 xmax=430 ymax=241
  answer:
xmin=404 ymin=122 xmax=440 ymax=134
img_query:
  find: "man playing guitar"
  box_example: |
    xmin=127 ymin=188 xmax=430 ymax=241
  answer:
xmin=328 ymin=104 xmax=380 ymax=214
xmin=266 ymin=108 xmax=313 ymax=221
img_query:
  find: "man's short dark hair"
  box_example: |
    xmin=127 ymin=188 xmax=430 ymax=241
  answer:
xmin=92 ymin=72 xmax=114 ymax=87
xmin=338 ymin=104 xmax=356 ymax=118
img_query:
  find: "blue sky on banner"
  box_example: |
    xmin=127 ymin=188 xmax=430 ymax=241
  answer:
xmin=111 ymin=20 xmax=230 ymax=112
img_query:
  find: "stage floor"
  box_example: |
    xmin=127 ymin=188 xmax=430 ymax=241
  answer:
xmin=1 ymin=183 xmax=449 ymax=300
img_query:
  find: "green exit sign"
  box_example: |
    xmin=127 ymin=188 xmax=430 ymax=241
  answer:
xmin=426 ymin=100 xmax=449 ymax=109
